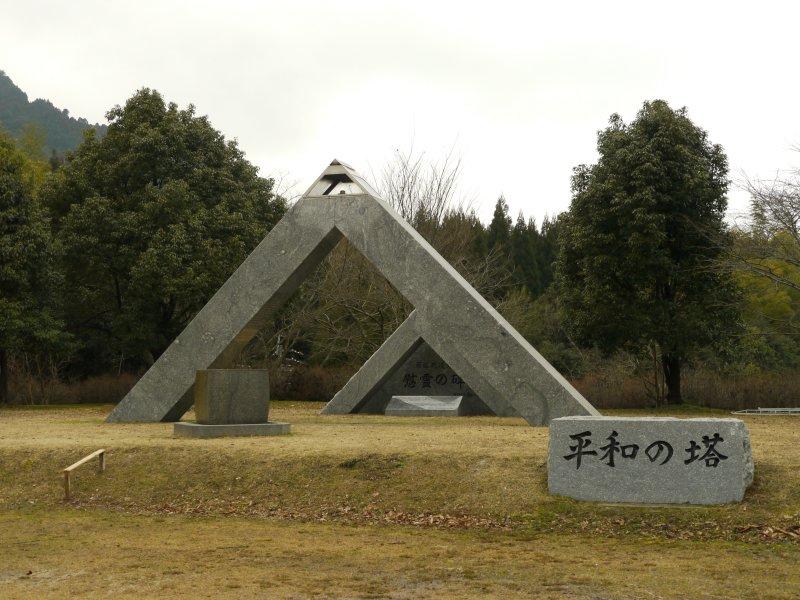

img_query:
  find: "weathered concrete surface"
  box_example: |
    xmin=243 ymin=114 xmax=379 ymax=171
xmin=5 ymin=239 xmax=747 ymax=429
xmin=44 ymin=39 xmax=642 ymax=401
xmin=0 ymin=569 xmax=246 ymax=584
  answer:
xmin=106 ymin=203 xmax=341 ymax=423
xmin=173 ymin=422 xmax=290 ymax=438
xmin=548 ymin=417 xmax=754 ymax=505
xmin=194 ymin=369 xmax=269 ymax=425
xmin=322 ymin=311 xmax=501 ymax=416
xmin=108 ymin=160 xmax=598 ymax=425
xmin=385 ymin=396 xmax=464 ymax=416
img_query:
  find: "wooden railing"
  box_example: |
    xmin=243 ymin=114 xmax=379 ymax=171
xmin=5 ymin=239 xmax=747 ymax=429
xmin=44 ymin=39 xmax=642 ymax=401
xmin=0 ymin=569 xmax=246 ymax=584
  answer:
xmin=63 ymin=449 xmax=106 ymax=500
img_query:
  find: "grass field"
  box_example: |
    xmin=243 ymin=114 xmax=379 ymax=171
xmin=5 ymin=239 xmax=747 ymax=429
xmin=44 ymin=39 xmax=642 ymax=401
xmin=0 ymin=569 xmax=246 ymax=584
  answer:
xmin=1 ymin=402 xmax=799 ymax=598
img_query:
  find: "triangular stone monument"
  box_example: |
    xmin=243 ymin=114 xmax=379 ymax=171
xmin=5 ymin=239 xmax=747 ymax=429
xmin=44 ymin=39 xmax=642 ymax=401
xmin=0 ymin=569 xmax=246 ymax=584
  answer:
xmin=322 ymin=310 xmax=500 ymax=416
xmin=107 ymin=160 xmax=599 ymax=425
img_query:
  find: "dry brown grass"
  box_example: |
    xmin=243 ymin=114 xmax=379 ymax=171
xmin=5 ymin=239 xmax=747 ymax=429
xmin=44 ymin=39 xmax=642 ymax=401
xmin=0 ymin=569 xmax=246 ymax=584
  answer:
xmin=0 ymin=402 xmax=542 ymax=457
xmin=1 ymin=403 xmax=799 ymax=535
xmin=3 ymin=508 xmax=798 ymax=599
xmin=2 ymin=403 xmax=799 ymax=598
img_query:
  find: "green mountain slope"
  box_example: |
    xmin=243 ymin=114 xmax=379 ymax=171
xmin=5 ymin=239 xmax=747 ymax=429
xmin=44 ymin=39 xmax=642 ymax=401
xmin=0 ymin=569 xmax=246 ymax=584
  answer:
xmin=0 ymin=70 xmax=106 ymax=155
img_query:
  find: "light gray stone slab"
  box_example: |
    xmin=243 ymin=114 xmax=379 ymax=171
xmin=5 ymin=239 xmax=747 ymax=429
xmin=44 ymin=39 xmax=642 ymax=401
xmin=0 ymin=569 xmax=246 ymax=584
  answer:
xmin=385 ymin=395 xmax=463 ymax=416
xmin=194 ymin=369 xmax=269 ymax=425
xmin=548 ymin=417 xmax=754 ymax=505
xmin=173 ymin=422 xmax=291 ymax=438
xmin=108 ymin=160 xmax=598 ymax=425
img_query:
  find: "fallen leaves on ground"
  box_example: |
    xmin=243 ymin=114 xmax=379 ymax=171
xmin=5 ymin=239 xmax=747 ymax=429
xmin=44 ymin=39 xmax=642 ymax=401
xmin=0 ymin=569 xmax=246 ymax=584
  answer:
xmin=59 ymin=494 xmax=800 ymax=543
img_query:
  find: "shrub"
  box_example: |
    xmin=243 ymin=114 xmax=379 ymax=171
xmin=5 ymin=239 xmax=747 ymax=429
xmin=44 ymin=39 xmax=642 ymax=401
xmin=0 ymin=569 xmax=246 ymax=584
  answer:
xmin=9 ymin=373 xmax=136 ymax=405
xmin=269 ymin=364 xmax=356 ymax=402
xmin=573 ymin=369 xmax=800 ymax=410
xmin=6 ymin=365 xmax=800 ymax=410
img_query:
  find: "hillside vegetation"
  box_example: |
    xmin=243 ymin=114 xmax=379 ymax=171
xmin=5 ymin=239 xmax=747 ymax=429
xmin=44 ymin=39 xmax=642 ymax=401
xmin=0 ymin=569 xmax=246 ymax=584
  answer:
xmin=0 ymin=70 xmax=106 ymax=156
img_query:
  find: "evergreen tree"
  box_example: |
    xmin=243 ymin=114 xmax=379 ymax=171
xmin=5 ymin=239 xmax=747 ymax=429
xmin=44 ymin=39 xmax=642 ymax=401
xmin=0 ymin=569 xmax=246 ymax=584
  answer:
xmin=0 ymin=132 xmax=64 ymax=402
xmin=487 ymin=195 xmax=512 ymax=252
xmin=485 ymin=195 xmax=514 ymax=290
xmin=45 ymin=89 xmax=286 ymax=373
xmin=556 ymin=100 xmax=739 ymax=403
xmin=510 ymin=213 xmax=544 ymax=297
xmin=538 ymin=215 xmax=561 ymax=290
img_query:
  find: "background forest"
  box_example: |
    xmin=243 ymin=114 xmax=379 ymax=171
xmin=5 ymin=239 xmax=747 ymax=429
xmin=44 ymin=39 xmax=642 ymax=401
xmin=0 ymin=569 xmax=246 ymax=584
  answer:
xmin=3 ymin=82 xmax=800 ymax=410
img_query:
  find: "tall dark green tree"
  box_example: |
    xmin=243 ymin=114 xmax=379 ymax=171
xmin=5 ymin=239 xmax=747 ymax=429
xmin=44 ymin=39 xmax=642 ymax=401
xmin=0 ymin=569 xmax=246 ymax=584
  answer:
xmin=485 ymin=194 xmax=514 ymax=288
xmin=0 ymin=132 xmax=64 ymax=402
xmin=45 ymin=89 xmax=286 ymax=373
xmin=487 ymin=195 xmax=512 ymax=252
xmin=510 ymin=213 xmax=544 ymax=297
xmin=555 ymin=100 xmax=739 ymax=404
xmin=538 ymin=215 xmax=561 ymax=290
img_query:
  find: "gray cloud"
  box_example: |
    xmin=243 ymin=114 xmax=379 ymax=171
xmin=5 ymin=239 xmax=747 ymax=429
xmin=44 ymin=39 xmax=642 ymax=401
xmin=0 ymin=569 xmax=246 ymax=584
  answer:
xmin=2 ymin=0 xmax=798 ymax=221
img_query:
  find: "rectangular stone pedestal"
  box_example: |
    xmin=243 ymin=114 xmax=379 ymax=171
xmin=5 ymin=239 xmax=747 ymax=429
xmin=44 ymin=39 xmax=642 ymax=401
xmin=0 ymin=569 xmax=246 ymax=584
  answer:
xmin=386 ymin=395 xmax=463 ymax=416
xmin=174 ymin=422 xmax=290 ymax=438
xmin=195 ymin=369 xmax=269 ymax=425
xmin=548 ymin=417 xmax=754 ymax=505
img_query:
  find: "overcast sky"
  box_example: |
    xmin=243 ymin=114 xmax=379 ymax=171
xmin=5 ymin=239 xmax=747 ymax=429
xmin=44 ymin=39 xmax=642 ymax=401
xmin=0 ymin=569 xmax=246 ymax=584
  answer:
xmin=2 ymin=0 xmax=798 ymax=223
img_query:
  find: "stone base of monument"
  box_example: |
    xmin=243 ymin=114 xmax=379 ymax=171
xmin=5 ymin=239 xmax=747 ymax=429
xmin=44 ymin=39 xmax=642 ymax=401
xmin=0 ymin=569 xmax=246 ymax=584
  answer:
xmin=548 ymin=416 xmax=754 ymax=505
xmin=194 ymin=369 xmax=270 ymax=424
xmin=173 ymin=421 xmax=291 ymax=438
xmin=172 ymin=368 xmax=290 ymax=438
xmin=385 ymin=395 xmax=464 ymax=416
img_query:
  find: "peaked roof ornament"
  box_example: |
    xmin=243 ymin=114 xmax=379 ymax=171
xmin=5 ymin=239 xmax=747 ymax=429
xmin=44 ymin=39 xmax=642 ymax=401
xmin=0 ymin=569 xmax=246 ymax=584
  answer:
xmin=303 ymin=159 xmax=380 ymax=198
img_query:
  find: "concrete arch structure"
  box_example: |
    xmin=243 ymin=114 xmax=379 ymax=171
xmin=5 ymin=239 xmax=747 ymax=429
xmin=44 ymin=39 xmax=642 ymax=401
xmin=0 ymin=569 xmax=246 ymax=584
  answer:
xmin=107 ymin=160 xmax=599 ymax=425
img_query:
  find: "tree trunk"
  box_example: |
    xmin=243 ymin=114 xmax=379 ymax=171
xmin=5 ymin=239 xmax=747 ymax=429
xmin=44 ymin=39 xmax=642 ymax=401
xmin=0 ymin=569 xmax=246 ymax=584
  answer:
xmin=661 ymin=353 xmax=682 ymax=405
xmin=0 ymin=349 xmax=8 ymax=405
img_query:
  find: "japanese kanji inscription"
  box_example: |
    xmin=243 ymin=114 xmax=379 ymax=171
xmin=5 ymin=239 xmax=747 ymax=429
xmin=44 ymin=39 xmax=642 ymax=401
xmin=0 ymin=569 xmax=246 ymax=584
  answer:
xmin=548 ymin=417 xmax=753 ymax=505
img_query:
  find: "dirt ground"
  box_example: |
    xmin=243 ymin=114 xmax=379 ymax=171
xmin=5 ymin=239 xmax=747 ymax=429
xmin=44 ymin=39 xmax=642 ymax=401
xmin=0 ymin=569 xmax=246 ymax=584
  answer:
xmin=1 ymin=403 xmax=799 ymax=599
